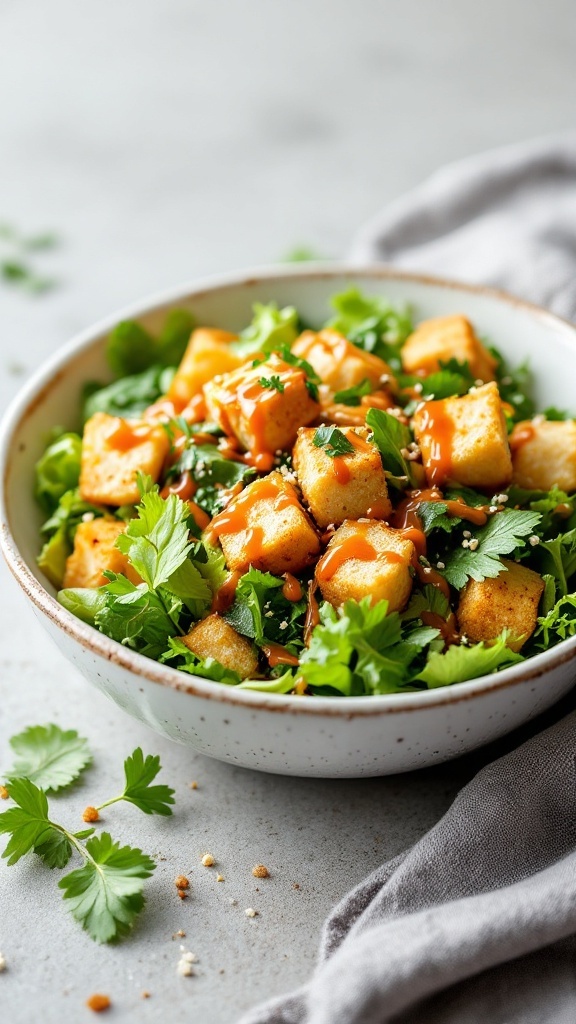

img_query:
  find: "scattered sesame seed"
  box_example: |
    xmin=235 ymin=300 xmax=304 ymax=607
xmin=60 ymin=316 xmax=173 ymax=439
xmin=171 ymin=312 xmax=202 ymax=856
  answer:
xmin=264 ymin=610 xmax=274 ymax=618
xmin=529 ymin=535 xmax=540 ymax=546
xmin=175 ymin=876 xmax=189 ymax=891
xmin=81 ymin=512 xmax=95 ymax=522
xmin=245 ymin=908 xmax=258 ymax=918
xmin=252 ymin=864 xmax=270 ymax=879
xmin=497 ymin=494 xmax=509 ymax=504
xmin=0 ymin=786 xmax=8 ymax=800
xmin=379 ymin=373 xmax=391 ymax=385
xmin=462 ymin=530 xmax=471 ymax=538
xmin=489 ymin=505 xmax=498 ymax=513
xmin=0 ymin=953 xmax=6 ymax=973
xmin=177 ymin=961 xmax=194 ymax=978
xmin=413 ymin=382 xmax=423 ymax=394
xmin=82 ymin=806 xmax=100 ymax=823
xmin=86 ymin=994 xmax=111 ymax=1013
xmin=189 ymin=781 xmax=198 ymax=790
xmin=279 ymin=620 xmax=288 ymax=630
xmin=216 ymin=874 xmax=225 ymax=882
xmin=201 ymin=854 xmax=215 ymax=867
xmin=436 ymin=561 xmax=445 ymax=570
xmin=462 ymin=539 xmax=470 ymax=548
xmin=533 ymin=414 xmax=545 ymax=426
xmin=474 ymin=378 xmax=484 ymax=387
xmin=468 ymin=539 xmax=479 ymax=551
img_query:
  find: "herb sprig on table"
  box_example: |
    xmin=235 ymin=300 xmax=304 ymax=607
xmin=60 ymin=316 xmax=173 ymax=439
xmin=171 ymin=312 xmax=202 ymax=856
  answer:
xmin=0 ymin=724 xmax=175 ymax=943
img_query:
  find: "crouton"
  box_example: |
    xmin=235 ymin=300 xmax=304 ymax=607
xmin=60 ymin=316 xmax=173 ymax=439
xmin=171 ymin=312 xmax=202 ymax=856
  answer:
xmin=62 ymin=519 xmax=142 ymax=589
xmin=402 ymin=315 xmax=497 ymax=382
xmin=511 ymin=419 xmax=576 ymax=492
xmin=182 ymin=614 xmax=258 ymax=680
xmin=293 ymin=427 xmax=391 ymax=527
xmin=168 ymin=328 xmax=242 ymax=409
xmin=457 ymin=558 xmax=544 ymax=652
xmin=207 ymin=471 xmax=320 ymax=575
xmin=204 ymin=354 xmax=319 ymax=469
xmin=412 ymin=381 xmax=512 ymax=490
xmin=292 ymin=329 xmax=393 ymax=392
xmin=315 ymin=520 xmax=414 ymax=611
xmin=80 ymin=412 xmax=170 ymax=506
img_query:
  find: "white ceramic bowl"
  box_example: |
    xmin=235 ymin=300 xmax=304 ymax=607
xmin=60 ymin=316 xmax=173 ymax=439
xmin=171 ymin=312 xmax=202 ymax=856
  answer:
xmin=2 ymin=265 xmax=576 ymax=777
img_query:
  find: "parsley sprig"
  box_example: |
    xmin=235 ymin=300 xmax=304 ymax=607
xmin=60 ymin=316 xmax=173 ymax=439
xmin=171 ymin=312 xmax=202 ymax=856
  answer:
xmin=89 ymin=748 xmax=175 ymax=817
xmin=313 ymin=425 xmax=355 ymax=458
xmin=441 ymin=510 xmax=542 ymax=589
xmin=258 ymin=375 xmax=285 ymax=393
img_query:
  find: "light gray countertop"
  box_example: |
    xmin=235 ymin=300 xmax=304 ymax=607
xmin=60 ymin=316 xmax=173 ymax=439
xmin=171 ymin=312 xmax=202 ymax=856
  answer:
xmin=1 ymin=1 xmax=576 ymax=1020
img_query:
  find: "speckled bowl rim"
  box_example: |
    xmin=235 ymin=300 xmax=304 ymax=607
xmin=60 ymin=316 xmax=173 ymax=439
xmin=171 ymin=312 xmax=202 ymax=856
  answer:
xmin=2 ymin=262 xmax=576 ymax=717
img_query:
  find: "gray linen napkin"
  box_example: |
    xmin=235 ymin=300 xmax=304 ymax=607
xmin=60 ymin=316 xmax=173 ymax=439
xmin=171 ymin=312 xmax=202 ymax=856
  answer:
xmin=239 ymin=136 xmax=576 ymax=1024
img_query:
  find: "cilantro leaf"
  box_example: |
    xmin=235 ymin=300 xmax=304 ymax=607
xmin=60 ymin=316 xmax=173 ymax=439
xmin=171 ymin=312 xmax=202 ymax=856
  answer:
xmin=333 ymin=379 xmax=372 ymax=406
xmin=35 ymin=433 xmax=82 ymax=514
xmin=116 ymin=492 xmax=192 ymax=590
xmin=0 ymin=777 xmax=69 ymax=866
xmin=275 ymin=345 xmax=320 ymax=401
xmin=58 ymin=832 xmax=156 ymax=943
xmin=223 ymin=568 xmax=306 ymax=648
xmin=231 ymin=303 xmax=299 ymax=358
xmin=167 ymin=443 xmax=256 ymax=517
xmin=365 ymin=407 xmax=418 ymax=488
xmin=417 ymin=501 xmax=461 ymax=535
xmin=415 ymin=634 xmax=523 ymax=688
xmin=83 ymin=365 xmax=175 ymax=421
xmin=313 ymin=425 xmax=355 ymax=458
xmin=326 ymin=287 xmax=413 ymax=368
xmin=91 ymin=575 xmax=181 ymax=660
xmin=96 ymin=748 xmax=175 ymax=817
xmin=442 ymin=510 xmax=542 ymax=589
xmin=258 ymin=375 xmax=285 ymax=393
xmin=5 ymin=725 xmax=92 ymax=793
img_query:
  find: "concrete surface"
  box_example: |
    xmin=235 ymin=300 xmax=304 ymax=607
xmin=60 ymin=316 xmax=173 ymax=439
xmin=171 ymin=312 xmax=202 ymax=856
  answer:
xmin=1 ymin=1 xmax=575 ymax=1020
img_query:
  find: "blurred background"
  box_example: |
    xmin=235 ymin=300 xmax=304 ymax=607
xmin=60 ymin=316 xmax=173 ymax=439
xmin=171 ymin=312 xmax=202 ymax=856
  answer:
xmin=2 ymin=0 xmax=576 ymax=395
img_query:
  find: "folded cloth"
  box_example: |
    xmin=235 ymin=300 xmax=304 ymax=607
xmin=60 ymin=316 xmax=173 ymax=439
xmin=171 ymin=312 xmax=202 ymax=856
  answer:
xmin=350 ymin=133 xmax=576 ymax=322
xmin=239 ymin=136 xmax=576 ymax=1024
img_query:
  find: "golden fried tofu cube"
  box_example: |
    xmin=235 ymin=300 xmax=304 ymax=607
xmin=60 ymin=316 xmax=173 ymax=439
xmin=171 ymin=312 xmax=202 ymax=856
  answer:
xmin=80 ymin=412 xmax=170 ymax=507
xmin=204 ymin=353 xmax=319 ymax=461
xmin=402 ymin=315 xmax=497 ymax=382
xmin=412 ymin=381 xmax=512 ymax=490
xmin=511 ymin=419 xmax=576 ymax=492
xmin=168 ymin=327 xmax=242 ymax=409
xmin=457 ymin=558 xmax=544 ymax=652
xmin=209 ymin=471 xmax=320 ymax=575
xmin=315 ymin=520 xmax=414 ymax=611
xmin=182 ymin=613 xmax=258 ymax=680
xmin=292 ymin=329 xmax=393 ymax=392
xmin=62 ymin=519 xmax=142 ymax=589
xmin=293 ymin=426 xmax=391 ymax=528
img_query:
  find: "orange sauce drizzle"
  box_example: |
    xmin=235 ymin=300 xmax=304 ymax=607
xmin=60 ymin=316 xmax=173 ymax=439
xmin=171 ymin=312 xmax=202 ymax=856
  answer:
xmin=161 ymin=471 xmax=197 ymax=502
xmin=365 ymin=498 xmax=392 ymax=519
xmin=416 ymin=400 xmax=456 ymax=487
xmin=509 ymin=422 xmax=536 ymax=452
xmin=105 ymin=418 xmax=153 ymax=451
xmin=282 ymin=573 xmax=303 ymax=602
xmin=211 ymin=569 xmax=242 ymax=614
xmin=421 ymin=609 xmax=459 ymax=647
xmin=330 ymin=430 xmax=373 ymax=484
xmin=392 ymin=488 xmax=487 ymax=530
xmin=410 ymin=551 xmax=451 ymax=601
xmin=303 ymin=580 xmax=321 ymax=646
xmin=206 ymin=476 xmax=298 ymax=569
xmin=332 ymin=457 xmax=350 ymax=484
xmin=261 ymin=642 xmax=300 ymax=668
xmin=316 ymin=535 xmax=404 ymax=583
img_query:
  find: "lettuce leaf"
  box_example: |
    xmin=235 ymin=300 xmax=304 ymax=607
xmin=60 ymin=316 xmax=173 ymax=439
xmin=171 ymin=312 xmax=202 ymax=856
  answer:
xmin=35 ymin=433 xmax=82 ymax=514
xmin=326 ymin=287 xmax=413 ymax=368
xmin=106 ymin=309 xmax=194 ymax=377
xmin=83 ymin=365 xmax=175 ymax=421
xmin=415 ymin=633 xmax=523 ymax=687
xmin=231 ymin=303 xmax=299 ymax=358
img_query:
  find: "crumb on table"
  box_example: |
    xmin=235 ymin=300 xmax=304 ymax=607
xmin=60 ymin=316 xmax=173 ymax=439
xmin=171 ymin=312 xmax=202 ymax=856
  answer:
xmin=82 ymin=806 xmax=100 ymax=823
xmin=0 ymin=786 xmax=9 ymax=800
xmin=216 ymin=874 xmax=225 ymax=882
xmin=201 ymin=853 xmax=215 ymax=867
xmin=86 ymin=994 xmax=111 ymax=1012
xmin=175 ymin=875 xmax=190 ymax=891
xmin=189 ymin=781 xmax=198 ymax=790
xmin=252 ymin=864 xmax=270 ymax=879
xmin=245 ymin=908 xmax=258 ymax=918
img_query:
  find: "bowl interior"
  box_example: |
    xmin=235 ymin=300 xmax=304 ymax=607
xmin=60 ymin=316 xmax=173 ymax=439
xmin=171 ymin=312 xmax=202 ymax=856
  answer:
xmin=2 ymin=266 xmax=576 ymax=694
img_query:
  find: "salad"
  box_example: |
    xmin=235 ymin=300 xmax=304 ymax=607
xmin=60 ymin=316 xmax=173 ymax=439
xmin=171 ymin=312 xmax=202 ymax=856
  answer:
xmin=34 ymin=289 xmax=576 ymax=697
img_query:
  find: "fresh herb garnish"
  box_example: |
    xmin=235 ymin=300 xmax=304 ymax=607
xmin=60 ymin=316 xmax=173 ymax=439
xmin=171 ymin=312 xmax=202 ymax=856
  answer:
xmin=231 ymin=303 xmax=299 ymax=359
xmin=365 ymin=407 xmax=418 ymax=488
xmin=333 ymin=379 xmax=372 ymax=406
xmin=414 ymin=632 xmax=522 ymax=687
xmin=441 ymin=510 xmax=542 ymax=589
xmin=106 ymin=309 xmax=194 ymax=378
xmin=83 ymin=365 xmax=175 ymax=421
xmin=326 ymin=287 xmax=413 ymax=369
xmin=258 ymin=375 xmax=285 ymax=393
xmin=313 ymin=425 xmax=355 ymax=458
xmin=87 ymin=748 xmax=175 ymax=817
xmin=4 ymin=725 xmax=92 ymax=793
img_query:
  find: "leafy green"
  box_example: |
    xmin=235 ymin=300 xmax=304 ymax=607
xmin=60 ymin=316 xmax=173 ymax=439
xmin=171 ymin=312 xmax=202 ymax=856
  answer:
xmin=415 ymin=633 xmax=523 ymax=687
xmin=442 ymin=510 xmax=542 ymax=589
xmin=161 ymin=637 xmax=243 ymax=685
xmin=35 ymin=433 xmax=82 ymax=514
xmin=275 ymin=345 xmax=320 ymax=401
xmin=0 ymin=777 xmax=71 ymax=867
xmin=83 ymin=365 xmax=175 ymax=421
xmin=258 ymin=375 xmax=285 ymax=393
xmin=506 ymin=485 xmax=576 ymax=538
xmin=333 ymin=379 xmax=373 ymax=406
xmin=116 ymin=490 xmax=194 ymax=590
xmin=402 ymin=585 xmax=451 ymax=623
xmin=542 ymin=406 xmax=570 ymax=421
xmin=537 ymin=528 xmax=576 ymax=596
xmin=224 ymin=568 xmax=306 ymax=648
xmin=106 ymin=309 xmax=194 ymax=377
xmin=94 ymin=748 xmax=175 ymax=817
xmin=299 ymin=598 xmax=420 ymax=696
xmin=58 ymin=831 xmax=156 ymax=943
xmin=489 ymin=346 xmax=535 ymax=423
xmin=417 ymin=501 xmax=461 ymax=535
xmin=313 ymin=425 xmax=355 ymax=458
xmin=5 ymin=725 xmax=92 ymax=793
xmin=167 ymin=443 xmax=256 ymax=516
xmin=534 ymin=592 xmax=576 ymax=648
xmin=326 ymin=288 xmax=413 ymax=368
xmin=91 ymin=576 xmax=182 ymax=660
xmin=37 ymin=489 xmax=109 ymax=588
xmin=231 ymin=303 xmax=299 ymax=358
xmin=400 ymin=359 xmax=475 ymax=404
xmin=365 ymin=407 xmax=418 ymax=488
xmin=58 ymin=587 xmax=107 ymax=625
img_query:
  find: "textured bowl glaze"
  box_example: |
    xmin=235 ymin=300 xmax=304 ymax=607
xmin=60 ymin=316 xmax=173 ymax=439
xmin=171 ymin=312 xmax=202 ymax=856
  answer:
xmin=1 ymin=265 xmax=576 ymax=777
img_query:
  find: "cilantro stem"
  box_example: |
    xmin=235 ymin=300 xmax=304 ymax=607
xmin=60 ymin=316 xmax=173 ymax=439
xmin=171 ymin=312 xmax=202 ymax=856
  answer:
xmin=94 ymin=795 xmax=123 ymax=813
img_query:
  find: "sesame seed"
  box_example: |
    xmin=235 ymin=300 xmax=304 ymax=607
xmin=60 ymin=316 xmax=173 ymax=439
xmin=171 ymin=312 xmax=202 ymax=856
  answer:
xmin=181 ymin=951 xmax=198 ymax=964
xmin=532 ymin=414 xmax=545 ymax=426
xmin=468 ymin=539 xmax=479 ymax=551
xmin=82 ymin=512 xmax=95 ymax=523
xmin=413 ymin=383 xmax=423 ymax=394
xmin=462 ymin=530 xmax=471 ymax=538
xmin=229 ymin=898 xmax=237 ymax=906
xmin=264 ymin=610 xmax=274 ymax=618
xmin=216 ymin=874 xmax=225 ymax=882
xmin=529 ymin=535 xmax=540 ymax=546
xmin=497 ymin=494 xmax=509 ymax=504
xmin=245 ymin=908 xmax=258 ymax=918
xmin=489 ymin=505 xmax=498 ymax=513
xmin=201 ymin=853 xmax=215 ymax=867
xmin=177 ymin=961 xmax=194 ymax=977
xmin=462 ymin=539 xmax=470 ymax=548
xmin=436 ymin=561 xmax=445 ymax=570
xmin=279 ymin=620 xmax=288 ymax=630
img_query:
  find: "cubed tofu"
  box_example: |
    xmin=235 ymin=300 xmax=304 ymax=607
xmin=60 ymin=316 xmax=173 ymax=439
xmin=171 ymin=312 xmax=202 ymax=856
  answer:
xmin=62 ymin=518 xmax=142 ymax=589
xmin=315 ymin=520 xmax=414 ymax=611
xmin=402 ymin=315 xmax=497 ymax=382
xmin=292 ymin=329 xmax=393 ymax=392
xmin=168 ymin=328 xmax=242 ymax=409
xmin=457 ymin=558 xmax=544 ymax=652
xmin=182 ymin=614 xmax=258 ymax=680
xmin=207 ymin=471 xmax=320 ymax=575
xmin=80 ymin=412 xmax=170 ymax=506
xmin=511 ymin=419 xmax=576 ymax=492
xmin=293 ymin=426 xmax=391 ymax=528
xmin=204 ymin=353 xmax=319 ymax=463
xmin=412 ymin=381 xmax=512 ymax=490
